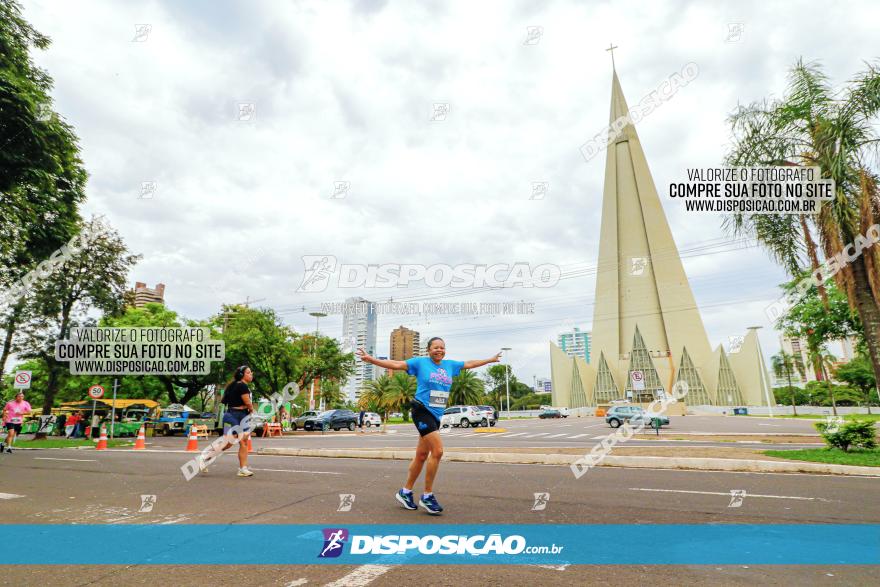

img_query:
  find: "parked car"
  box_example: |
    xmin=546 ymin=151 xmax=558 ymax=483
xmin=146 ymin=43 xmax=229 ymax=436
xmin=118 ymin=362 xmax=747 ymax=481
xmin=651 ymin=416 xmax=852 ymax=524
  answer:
xmin=304 ymin=409 xmax=359 ymax=431
xmin=605 ymin=406 xmax=669 ymax=428
xmin=539 ymin=408 xmax=563 ymax=419
xmin=472 ymin=406 xmax=497 ymax=427
xmin=440 ymin=406 xmax=482 ymax=428
xmin=291 ymin=410 xmax=320 ymax=431
xmin=362 ymin=412 xmax=382 ymax=427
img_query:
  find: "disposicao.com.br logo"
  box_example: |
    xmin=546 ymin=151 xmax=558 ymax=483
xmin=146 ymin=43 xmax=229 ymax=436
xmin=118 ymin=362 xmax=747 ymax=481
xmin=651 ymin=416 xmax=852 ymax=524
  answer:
xmin=297 ymin=256 xmax=561 ymax=292
xmin=318 ymin=528 xmax=563 ymax=557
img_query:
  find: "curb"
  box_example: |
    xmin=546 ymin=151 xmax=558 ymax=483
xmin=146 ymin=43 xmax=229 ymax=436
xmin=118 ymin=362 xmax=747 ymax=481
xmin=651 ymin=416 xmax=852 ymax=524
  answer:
xmin=257 ymin=447 xmax=880 ymax=477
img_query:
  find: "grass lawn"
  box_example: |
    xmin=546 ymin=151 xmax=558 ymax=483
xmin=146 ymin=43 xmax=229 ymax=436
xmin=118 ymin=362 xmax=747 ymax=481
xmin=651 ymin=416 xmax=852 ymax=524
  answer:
xmin=764 ymin=447 xmax=880 ymax=467
xmin=13 ymin=438 xmax=133 ymax=449
xmin=747 ymin=413 xmax=880 ymax=421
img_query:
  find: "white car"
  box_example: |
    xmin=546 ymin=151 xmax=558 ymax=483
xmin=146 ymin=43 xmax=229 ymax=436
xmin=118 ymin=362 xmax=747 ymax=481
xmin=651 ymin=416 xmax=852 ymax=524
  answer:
xmin=471 ymin=406 xmax=497 ymax=427
xmin=440 ymin=406 xmax=482 ymax=428
xmin=362 ymin=412 xmax=382 ymax=427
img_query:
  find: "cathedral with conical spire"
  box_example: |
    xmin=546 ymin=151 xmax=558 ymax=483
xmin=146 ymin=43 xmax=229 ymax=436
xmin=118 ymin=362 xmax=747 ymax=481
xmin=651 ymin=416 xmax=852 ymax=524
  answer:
xmin=549 ymin=64 xmax=772 ymax=409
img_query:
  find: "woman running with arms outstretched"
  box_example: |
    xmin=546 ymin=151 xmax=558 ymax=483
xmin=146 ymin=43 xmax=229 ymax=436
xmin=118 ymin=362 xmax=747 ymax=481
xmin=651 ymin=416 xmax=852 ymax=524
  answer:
xmin=357 ymin=338 xmax=500 ymax=515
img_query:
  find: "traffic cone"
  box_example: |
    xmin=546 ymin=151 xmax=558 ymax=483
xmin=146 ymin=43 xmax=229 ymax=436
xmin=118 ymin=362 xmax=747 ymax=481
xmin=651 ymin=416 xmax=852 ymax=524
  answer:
xmin=133 ymin=426 xmax=146 ymax=450
xmin=247 ymin=435 xmax=253 ymax=453
xmin=185 ymin=428 xmax=199 ymax=452
xmin=95 ymin=425 xmax=108 ymax=451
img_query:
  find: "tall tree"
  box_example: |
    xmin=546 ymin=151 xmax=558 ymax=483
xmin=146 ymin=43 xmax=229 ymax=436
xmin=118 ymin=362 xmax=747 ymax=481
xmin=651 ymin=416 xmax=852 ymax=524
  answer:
xmin=14 ymin=216 xmax=139 ymax=415
xmin=725 ymin=58 xmax=880 ymax=390
xmin=0 ymin=0 xmax=88 ymax=378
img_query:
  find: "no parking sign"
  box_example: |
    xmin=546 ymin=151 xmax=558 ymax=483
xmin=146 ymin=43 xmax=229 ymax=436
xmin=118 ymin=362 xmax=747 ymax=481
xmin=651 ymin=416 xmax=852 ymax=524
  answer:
xmin=630 ymin=370 xmax=645 ymax=391
xmin=14 ymin=371 xmax=32 ymax=389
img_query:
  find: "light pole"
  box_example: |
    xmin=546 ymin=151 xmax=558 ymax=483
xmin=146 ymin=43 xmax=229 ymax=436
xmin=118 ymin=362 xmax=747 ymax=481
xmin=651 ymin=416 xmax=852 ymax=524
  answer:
xmin=501 ymin=347 xmax=512 ymax=419
xmin=309 ymin=312 xmax=327 ymax=411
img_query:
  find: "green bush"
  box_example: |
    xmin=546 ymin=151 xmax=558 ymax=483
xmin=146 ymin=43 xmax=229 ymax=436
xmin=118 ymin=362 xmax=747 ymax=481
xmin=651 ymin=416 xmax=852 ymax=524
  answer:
xmin=815 ymin=419 xmax=878 ymax=452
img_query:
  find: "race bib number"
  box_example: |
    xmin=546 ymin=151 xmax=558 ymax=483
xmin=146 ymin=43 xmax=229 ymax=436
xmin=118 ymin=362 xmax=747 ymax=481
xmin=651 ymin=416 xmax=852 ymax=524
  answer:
xmin=428 ymin=390 xmax=449 ymax=408
xmin=10 ymin=417 xmax=22 ymax=424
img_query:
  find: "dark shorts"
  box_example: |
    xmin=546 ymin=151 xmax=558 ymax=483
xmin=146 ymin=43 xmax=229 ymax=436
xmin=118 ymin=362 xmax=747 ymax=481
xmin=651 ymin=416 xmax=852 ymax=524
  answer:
xmin=4 ymin=423 xmax=22 ymax=434
xmin=411 ymin=401 xmax=440 ymax=437
xmin=222 ymin=410 xmax=252 ymax=436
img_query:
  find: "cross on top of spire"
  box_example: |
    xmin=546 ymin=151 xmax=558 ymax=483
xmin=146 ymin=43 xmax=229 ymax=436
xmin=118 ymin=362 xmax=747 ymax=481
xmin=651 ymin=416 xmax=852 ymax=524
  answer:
xmin=606 ymin=43 xmax=618 ymax=70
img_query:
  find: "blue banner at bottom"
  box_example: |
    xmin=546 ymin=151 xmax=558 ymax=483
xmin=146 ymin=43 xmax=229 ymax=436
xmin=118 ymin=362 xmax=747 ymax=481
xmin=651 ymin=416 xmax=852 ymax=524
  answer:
xmin=2 ymin=524 xmax=878 ymax=565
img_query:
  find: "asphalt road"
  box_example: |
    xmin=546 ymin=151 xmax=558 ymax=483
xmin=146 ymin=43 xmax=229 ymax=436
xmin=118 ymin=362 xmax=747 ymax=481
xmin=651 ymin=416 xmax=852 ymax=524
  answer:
xmin=1 ymin=442 xmax=878 ymax=586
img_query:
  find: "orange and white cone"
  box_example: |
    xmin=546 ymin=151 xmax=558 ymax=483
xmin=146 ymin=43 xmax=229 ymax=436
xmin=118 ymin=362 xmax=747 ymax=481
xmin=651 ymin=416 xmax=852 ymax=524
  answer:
xmin=247 ymin=435 xmax=253 ymax=453
xmin=95 ymin=425 xmax=108 ymax=451
xmin=185 ymin=428 xmax=199 ymax=452
xmin=133 ymin=426 xmax=146 ymax=450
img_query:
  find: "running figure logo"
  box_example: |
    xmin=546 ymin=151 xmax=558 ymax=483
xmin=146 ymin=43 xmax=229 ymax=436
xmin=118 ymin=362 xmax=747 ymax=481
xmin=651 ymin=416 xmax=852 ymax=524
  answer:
xmin=297 ymin=255 xmax=337 ymax=292
xmin=138 ymin=494 xmax=157 ymax=513
xmin=318 ymin=528 xmax=349 ymax=558
xmin=532 ymin=492 xmax=550 ymax=511
xmin=728 ymin=489 xmax=746 ymax=508
xmin=337 ymin=494 xmax=355 ymax=512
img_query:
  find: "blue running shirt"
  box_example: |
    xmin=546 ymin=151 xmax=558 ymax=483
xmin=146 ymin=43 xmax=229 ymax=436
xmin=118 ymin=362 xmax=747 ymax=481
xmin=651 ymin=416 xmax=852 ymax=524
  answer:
xmin=405 ymin=357 xmax=465 ymax=420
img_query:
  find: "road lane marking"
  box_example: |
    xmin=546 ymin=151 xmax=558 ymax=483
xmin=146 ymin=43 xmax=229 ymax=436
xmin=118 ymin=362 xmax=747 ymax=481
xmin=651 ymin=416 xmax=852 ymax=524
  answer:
xmin=545 ymin=434 xmax=569 ymax=438
xmin=0 ymin=493 xmax=24 ymax=500
xmin=34 ymin=457 xmax=97 ymax=462
xmin=524 ymin=433 xmax=550 ymax=438
xmin=628 ymin=487 xmax=831 ymax=501
xmin=323 ymin=564 xmax=392 ymax=587
xmin=251 ymin=468 xmax=343 ymax=475
xmin=504 ymin=433 xmax=528 ymax=437
xmin=569 ymin=434 xmax=590 ymax=439
xmin=286 ymin=580 xmax=308 ymax=586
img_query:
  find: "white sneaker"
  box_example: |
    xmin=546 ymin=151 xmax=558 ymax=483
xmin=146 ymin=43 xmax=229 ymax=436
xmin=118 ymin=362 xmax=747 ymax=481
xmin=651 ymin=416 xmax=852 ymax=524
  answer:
xmin=237 ymin=467 xmax=254 ymax=477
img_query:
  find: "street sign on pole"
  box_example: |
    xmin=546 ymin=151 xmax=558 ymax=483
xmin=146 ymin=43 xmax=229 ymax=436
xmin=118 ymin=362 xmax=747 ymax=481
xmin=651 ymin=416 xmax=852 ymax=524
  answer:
xmin=13 ymin=371 xmax=32 ymax=389
xmin=630 ymin=370 xmax=645 ymax=391
xmin=110 ymin=378 xmax=119 ymax=439
xmin=88 ymin=385 xmax=105 ymax=399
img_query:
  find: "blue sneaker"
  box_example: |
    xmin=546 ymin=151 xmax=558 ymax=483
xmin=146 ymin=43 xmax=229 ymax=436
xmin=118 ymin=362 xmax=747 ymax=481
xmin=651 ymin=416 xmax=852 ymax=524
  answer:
xmin=419 ymin=493 xmax=443 ymax=515
xmin=395 ymin=489 xmax=417 ymax=510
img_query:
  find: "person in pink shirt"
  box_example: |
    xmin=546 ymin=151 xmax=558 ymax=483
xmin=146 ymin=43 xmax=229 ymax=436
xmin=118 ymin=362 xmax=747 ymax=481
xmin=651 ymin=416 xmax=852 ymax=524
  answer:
xmin=2 ymin=391 xmax=32 ymax=453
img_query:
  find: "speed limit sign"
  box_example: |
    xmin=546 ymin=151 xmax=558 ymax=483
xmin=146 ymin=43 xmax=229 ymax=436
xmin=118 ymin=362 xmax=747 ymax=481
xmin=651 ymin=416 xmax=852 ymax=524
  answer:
xmin=88 ymin=385 xmax=105 ymax=399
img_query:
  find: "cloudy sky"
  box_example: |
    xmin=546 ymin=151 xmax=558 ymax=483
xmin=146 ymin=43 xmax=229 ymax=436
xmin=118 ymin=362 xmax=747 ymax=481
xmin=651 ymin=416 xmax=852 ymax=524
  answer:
xmin=21 ymin=0 xmax=879 ymax=382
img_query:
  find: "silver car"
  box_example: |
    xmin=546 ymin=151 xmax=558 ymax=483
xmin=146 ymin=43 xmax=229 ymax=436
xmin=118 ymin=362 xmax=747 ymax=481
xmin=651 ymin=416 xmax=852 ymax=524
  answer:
xmin=291 ymin=410 xmax=320 ymax=431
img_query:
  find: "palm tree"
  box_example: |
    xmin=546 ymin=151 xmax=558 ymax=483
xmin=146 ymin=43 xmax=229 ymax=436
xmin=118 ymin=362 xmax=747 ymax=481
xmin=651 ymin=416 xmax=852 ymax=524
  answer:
xmin=360 ymin=375 xmax=393 ymax=429
xmin=384 ymin=372 xmax=416 ymax=422
xmin=725 ymin=59 xmax=880 ymax=391
xmin=449 ymin=369 xmax=485 ymax=406
xmin=771 ymin=351 xmax=806 ymax=415
xmin=808 ymin=346 xmax=839 ymax=416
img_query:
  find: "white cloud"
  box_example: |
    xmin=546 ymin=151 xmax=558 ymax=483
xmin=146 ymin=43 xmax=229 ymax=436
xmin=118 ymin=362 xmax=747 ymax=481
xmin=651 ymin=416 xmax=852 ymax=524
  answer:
xmin=20 ymin=0 xmax=879 ymax=381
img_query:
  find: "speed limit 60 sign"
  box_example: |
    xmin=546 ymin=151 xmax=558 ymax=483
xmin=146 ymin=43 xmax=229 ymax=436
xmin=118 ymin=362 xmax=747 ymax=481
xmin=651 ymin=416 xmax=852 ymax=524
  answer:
xmin=14 ymin=371 xmax=32 ymax=389
xmin=88 ymin=385 xmax=105 ymax=399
